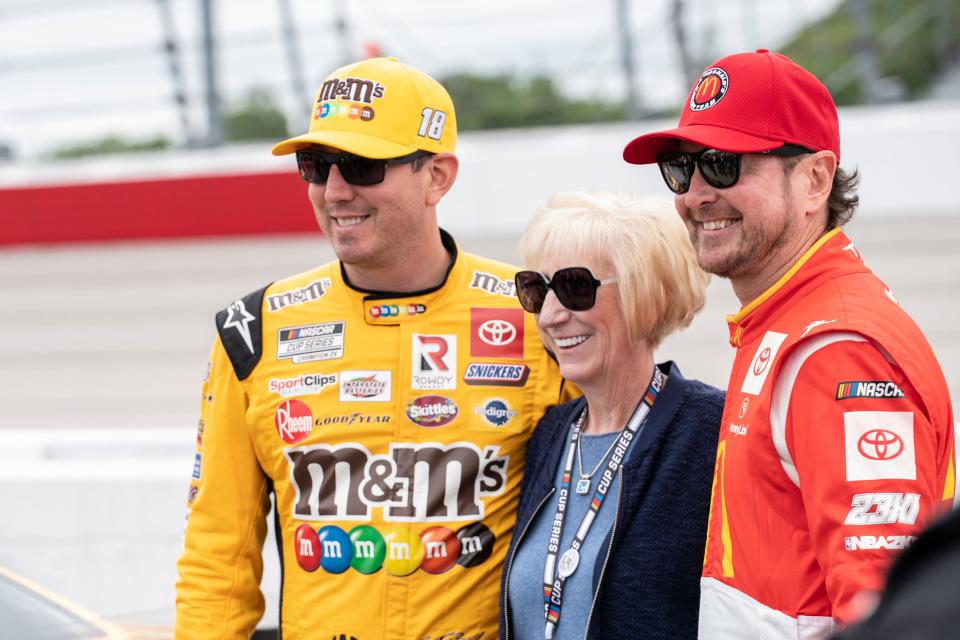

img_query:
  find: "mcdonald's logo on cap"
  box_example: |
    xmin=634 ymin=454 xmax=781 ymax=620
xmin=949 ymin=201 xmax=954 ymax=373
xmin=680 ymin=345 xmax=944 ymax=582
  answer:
xmin=690 ymin=67 xmax=729 ymax=111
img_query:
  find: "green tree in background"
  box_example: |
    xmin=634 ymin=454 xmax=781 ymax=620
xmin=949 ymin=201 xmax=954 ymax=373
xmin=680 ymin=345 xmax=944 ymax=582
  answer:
xmin=52 ymin=135 xmax=170 ymax=159
xmin=49 ymin=87 xmax=289 ymax=158
xmin=440 ymin=73 xmax=627 ymax=130
xmin=225 ymin=87 xmax=289 ymax=142
xmin=781 ymin=0 xmax=960 ymax=104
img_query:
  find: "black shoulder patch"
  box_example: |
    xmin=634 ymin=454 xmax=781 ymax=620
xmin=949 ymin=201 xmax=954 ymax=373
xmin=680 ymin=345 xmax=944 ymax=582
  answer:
xmin=215 ymin=285 xmax=270 ymax=380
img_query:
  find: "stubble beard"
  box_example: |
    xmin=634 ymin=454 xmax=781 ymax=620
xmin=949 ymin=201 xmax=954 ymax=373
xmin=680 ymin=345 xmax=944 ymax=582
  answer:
xmin=690 ymin=204 xmax=795 ymax=281
xmin=320 ymin=204 xmax=382 ymax=266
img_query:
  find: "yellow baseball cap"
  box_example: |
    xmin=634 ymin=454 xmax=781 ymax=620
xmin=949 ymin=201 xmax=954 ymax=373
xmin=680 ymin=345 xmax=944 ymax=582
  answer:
xmin=272 ymin=57 xmax=457 ymax=158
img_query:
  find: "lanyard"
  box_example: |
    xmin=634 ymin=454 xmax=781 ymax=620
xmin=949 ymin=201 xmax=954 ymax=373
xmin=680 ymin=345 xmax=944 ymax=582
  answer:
xmin=541 ymin=366 xmax=664 ymax=639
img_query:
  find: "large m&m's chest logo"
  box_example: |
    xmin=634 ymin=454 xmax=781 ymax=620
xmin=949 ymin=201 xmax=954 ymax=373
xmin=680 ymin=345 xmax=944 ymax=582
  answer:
xmin=690 ymin=67 xmax=729 ymax=111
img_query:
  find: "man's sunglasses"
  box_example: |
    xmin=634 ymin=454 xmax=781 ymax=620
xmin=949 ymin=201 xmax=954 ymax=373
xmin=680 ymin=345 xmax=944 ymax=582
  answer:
xmin=656 ymin=144 xmax=812 ymax=194
xmin=514 ymin=267 xmax=617 ymax=313
xmin=295 ymin=149 xmax=433 ymax=186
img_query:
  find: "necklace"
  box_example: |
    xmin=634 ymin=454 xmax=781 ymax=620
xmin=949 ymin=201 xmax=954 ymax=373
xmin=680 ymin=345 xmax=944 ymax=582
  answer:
xmin=573 ymin=406 xmax=621 ymax=495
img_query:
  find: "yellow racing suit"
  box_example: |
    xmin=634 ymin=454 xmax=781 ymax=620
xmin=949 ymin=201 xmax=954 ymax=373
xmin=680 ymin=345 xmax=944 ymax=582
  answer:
xmin=175 ymin=231 xmax=571 ymax=639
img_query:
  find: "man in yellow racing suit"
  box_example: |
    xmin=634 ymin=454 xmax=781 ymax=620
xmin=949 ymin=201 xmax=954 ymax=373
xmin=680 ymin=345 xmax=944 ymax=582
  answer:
xmin=175 ymin=57 xmax=571 ymax=640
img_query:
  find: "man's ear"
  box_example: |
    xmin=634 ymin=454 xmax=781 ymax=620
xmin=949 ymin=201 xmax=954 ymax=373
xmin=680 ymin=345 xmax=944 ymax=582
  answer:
xmin=425 ymin=153 xmax=459 ymax=206
xmin=804 ymin=150 xmax=836 ymax=209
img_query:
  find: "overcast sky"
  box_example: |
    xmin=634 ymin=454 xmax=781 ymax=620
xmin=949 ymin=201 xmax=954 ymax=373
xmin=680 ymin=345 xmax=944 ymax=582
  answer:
xmin=0 ymin=0 xmax=841 ymax=159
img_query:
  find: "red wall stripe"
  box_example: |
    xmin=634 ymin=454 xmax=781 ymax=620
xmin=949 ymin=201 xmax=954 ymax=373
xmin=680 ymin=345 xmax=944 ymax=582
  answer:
xmin=0 ymin=171 xmax=320 ymax=246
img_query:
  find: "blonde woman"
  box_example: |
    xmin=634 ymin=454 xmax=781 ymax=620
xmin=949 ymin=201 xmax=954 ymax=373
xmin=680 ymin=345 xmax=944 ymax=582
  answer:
xmin=500 ymin=192 xmax=723 ymax=640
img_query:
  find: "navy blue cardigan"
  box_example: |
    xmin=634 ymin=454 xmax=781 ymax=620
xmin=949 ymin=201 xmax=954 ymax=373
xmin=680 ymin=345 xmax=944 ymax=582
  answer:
xmin=500 ymin=361 xmax=723 ymax=640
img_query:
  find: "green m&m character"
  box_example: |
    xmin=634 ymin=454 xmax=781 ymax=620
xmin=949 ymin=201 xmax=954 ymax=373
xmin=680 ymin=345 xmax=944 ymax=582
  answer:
xmin=349 ymin=525 xmax=386 ymax=574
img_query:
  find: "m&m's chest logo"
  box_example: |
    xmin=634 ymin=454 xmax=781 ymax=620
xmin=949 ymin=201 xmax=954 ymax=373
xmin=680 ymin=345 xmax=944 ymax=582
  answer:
xmin=690 ymin=67 xmax=729 ymax=111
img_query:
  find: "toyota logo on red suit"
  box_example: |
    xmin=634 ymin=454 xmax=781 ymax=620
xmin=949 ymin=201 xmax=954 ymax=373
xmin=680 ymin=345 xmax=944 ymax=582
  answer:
xmin=470 ymin=308 xmax=524 ymax=359
xmin=843 ymin=410 xmax=917 ymax=481
xmin=857 ymin=429 xmax=905 ymax=461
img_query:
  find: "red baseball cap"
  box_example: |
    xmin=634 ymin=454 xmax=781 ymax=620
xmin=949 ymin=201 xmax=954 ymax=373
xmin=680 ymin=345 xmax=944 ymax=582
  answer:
xmin=623 ymin=49 xmax=840 ymax=164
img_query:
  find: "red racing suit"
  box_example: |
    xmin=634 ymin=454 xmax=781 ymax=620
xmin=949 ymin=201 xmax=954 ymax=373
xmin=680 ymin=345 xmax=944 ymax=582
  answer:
xmin=175 ymin=231 xmax=571 ymax=639
xmin=700 ymin=228 xmax=956 ymax=639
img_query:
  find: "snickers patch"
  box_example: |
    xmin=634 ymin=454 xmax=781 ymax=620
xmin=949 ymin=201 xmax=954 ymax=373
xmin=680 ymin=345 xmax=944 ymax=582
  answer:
xmin=463 ymin=363 xmax=530 ymax=387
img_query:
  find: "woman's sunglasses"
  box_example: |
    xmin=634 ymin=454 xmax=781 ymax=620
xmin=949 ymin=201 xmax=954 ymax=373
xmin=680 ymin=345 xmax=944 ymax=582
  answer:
xmin=295 ymin=149 xmax=432 ymax=186
xmin=656 ymin=144 xmax=811 ymax=194
xmin=514 ymin=267 xmax=617 ymax=313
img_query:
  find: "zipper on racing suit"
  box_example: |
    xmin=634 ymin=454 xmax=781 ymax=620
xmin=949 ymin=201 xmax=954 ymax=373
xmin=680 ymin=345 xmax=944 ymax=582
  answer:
xmin=502 ymin=487 xmax=556 ymax=640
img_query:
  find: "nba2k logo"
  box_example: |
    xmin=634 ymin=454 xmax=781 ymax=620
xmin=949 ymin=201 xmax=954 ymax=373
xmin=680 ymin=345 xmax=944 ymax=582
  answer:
xmin=690 ymin=67 xmax=729 ymax=111
xmin=412 ymin=334 xmax=457 ymax=390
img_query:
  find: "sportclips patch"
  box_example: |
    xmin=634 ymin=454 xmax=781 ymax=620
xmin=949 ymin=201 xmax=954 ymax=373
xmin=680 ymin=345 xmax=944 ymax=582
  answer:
xmin=690 ymin=67 xmax=729 ymax=111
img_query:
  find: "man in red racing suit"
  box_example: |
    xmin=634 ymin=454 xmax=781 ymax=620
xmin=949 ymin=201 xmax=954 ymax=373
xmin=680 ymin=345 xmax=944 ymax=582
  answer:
xmin=622 ymin=49 xmax=955 ymax=638
xmin=698 ymin=229 xmax=954 ymax=637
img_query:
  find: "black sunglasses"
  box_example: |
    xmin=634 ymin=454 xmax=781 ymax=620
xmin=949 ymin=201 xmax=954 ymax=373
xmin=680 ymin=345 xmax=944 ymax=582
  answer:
xmin=515 ymin=267 xmax=617 ymax=313
xmin=657 ymin=144 xmax=812 ymax=194
xmin=295 ymin=149 xmax=433 ymax=186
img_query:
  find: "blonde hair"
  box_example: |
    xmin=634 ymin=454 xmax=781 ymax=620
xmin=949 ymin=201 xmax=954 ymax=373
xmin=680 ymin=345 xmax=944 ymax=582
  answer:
xmin=518 ymin=191 xmax=709 ymax=348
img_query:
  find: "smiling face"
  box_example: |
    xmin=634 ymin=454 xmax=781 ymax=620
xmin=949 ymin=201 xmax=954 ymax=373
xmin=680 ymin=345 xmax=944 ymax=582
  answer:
xmin=306 ymin=147 xmax=435 ymax=273
xmin=533 ymin=253 xmax=638 ymax=390
xmin=673 ymin=143 xmax=802 ymax=284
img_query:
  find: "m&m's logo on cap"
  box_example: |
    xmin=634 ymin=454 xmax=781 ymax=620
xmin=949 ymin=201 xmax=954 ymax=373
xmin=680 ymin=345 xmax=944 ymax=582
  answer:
xmin=690 ymin=67 xmax=729 ymax=111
